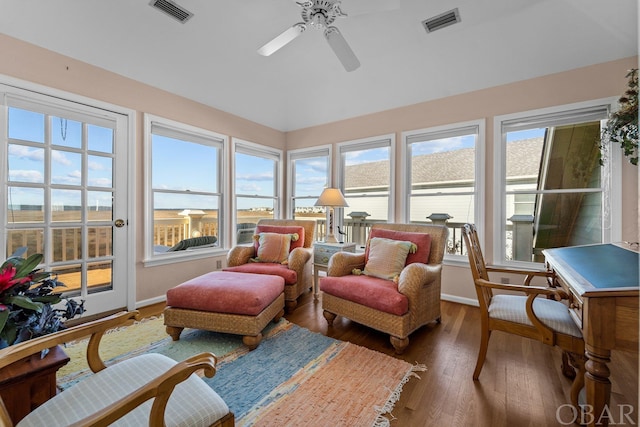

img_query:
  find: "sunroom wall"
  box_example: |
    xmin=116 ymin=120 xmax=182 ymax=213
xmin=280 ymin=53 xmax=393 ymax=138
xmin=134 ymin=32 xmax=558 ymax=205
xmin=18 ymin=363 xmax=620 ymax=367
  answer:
xmin=0 ymin=33 xmax=286 ymax=304
xmin=0 ymin=32 xmax=637 ymax=306
xmin=286 ymin=56 xmax=639 ymax=304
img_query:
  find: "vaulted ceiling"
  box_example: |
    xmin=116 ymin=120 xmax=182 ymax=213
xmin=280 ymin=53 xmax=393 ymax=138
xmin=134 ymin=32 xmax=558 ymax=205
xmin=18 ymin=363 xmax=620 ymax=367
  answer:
xmin=0 ymin=0 xmax=637 ymax=131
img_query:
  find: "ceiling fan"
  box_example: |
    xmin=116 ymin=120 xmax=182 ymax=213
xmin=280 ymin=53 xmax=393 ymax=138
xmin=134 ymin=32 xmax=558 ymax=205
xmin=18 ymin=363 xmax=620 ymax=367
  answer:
xmin=257 ymin=0 xmax=361 ymax=72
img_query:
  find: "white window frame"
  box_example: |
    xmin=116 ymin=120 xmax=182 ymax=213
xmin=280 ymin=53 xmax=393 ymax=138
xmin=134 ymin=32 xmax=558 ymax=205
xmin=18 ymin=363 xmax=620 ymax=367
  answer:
xmin=232 ymin=138 xmax=283 ymax=244
xmin=336 ymin=134 xmax=395 ymax=226
xmin=401 ymin=119 xmax=485 ymax=264
xmin=287 ymin=145 xmax=332 ymax=219
xmin=143 ymin=114 xmax=227 ymax=265
xmin=493 ymin=98 xmax=621 ymax=268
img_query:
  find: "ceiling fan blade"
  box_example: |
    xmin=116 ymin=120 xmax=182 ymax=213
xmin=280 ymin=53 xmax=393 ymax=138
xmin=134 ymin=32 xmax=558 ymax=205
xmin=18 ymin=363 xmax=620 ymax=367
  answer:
xmin=324 ymin=26 xmax=360 ymax=72
xmin=258 ymin=23 xmax=306 ymax=56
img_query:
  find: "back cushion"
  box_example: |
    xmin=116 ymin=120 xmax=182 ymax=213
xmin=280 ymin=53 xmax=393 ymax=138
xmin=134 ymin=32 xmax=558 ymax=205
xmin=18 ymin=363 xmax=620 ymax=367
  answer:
xmin=254 ymin=224 xmax=305 ymax=254
xmin=365 ymin=228 xmax=431 ymax=265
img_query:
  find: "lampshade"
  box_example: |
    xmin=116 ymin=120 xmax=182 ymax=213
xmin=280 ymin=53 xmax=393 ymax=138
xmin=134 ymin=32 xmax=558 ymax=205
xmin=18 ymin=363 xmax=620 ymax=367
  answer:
xmin=314 ymin=188 xmax=349 ymax=208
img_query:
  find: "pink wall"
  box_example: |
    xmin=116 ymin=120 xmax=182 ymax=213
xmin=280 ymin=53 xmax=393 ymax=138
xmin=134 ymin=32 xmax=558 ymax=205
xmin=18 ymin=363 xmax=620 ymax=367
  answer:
xmin=0 ymin=33 xmax=286 ymax=303
xmin=1 ymin=32 xmax=637 ymax=305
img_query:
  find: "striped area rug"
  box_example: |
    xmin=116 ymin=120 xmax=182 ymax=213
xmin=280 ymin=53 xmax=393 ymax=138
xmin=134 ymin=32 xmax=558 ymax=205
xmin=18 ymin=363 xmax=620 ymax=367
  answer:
xmin=58 ymin=318 xmax=424 ymax=426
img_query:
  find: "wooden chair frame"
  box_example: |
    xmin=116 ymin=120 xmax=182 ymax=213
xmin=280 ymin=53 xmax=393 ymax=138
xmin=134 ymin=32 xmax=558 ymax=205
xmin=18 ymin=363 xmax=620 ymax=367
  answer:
xmin=462 ymin=224 xmax=585 ymax=408
xmin=0 ymin=311 xmax=234 ymax=427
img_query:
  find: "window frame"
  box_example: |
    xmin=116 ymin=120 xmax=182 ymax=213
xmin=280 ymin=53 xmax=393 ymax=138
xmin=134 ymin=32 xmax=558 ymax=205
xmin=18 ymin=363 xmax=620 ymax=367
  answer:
xmin=336 ymin=134 xmax=395 ymax=226
xmin=231 ymin=138 xmax=283 ymax=245
xmin=287 ymin=145 xmax=332 ymax=219
xmin=143 ymin=114 xmax=227 ymax=265
xmin=401 ymin=119 xmax=485 ymax=264
xmin=492 ymin=98 xmax=621 ymax=269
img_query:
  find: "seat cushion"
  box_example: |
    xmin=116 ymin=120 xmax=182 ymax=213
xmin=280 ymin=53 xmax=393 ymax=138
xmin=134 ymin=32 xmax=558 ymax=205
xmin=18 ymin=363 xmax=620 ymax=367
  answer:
xmin=366 ymin=228 xmax=431 ymax=266
xmin=18 ymin=353 xmax=229 ymax=427
xmin=223 ymin=263 xmax=298 ymax=285
xmin=167 ymin=271 xmax=285 ymax=316
xmin=489 ymin=294 xmax=583 ymax=337
xmin=320 ymin=275 xmax=409 ymax=316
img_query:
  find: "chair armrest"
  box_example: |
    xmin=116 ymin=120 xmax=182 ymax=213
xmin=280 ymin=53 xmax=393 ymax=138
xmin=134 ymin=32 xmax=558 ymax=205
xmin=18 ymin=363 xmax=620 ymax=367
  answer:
xmin=475 ymin=279 xmax=569 ymax=301
xmin=68 ymin=352 xmax=218 ymax=427
xmin=327 ymin=252 xmax=366 ymax=277
xmin=288 ymin=247 xmax=312 ymax=271
xmin=226 ymin=246 xmax=255 ymax=267
xmin=397 ymin=263 xmax=442 ymax=296
xmin=0 ymin=311 xmax=139 ymax=372
xmin=485 ymin=266 xmax=553 ymax=286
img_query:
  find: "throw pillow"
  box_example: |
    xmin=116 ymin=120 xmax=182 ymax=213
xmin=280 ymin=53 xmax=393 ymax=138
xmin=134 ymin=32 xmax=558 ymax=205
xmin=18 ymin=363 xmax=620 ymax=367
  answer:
xmin=252 ymin=232 xmax=297 ymax=263
xmin=363 ymin=237 xmax=414 ymax=281
xmin=253 ymin=225 xmax=305 ymax=253
xmin=365 ymin=228 xmax=431 ymax=266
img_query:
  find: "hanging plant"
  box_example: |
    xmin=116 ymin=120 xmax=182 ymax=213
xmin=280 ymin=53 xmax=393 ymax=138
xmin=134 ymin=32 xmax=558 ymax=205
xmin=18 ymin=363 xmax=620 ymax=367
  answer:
xmin=600 ymin=68 xmax=638 ymax=166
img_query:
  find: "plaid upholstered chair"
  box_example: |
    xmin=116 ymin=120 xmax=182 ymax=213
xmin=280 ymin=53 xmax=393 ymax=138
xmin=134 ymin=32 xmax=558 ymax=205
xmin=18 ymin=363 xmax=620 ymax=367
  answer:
xmin=320 ymin=223 xmax=448 ymax=354
xmin=224 ymin=219 xmax=316 ymax=313
xmin=461 ymin=223 xmax=585 ymax=409
xmin=0 ymin=311 xmax=234 ymax=427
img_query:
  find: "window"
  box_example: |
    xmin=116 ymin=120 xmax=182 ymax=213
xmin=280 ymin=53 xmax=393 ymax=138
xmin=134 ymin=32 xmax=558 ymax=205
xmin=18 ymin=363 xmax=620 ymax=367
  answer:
xmin=145 ymin=115 xmax=225 ymax=262
xmin=336 ymin=135 xmax=393 ymax=244
xmin=288 ymin=146 xmax=330 ymax=222
xmin=233 ymin=139 xmax=281 ymax=244
xmin=402 ymin=121 xmax=484 ymax=259
xmin=338 ymin=135 xmax=394 ymax=219
xmin=494 ymin=101 xmax=618 ymax=266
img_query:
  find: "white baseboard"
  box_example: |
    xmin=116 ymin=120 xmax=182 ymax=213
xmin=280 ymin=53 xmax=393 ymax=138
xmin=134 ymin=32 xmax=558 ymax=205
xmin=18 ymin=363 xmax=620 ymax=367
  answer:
xmin=441 ymin=293 xmax=479 ymax=307
xmin=135 ymin=295 xmax=167 ymax=309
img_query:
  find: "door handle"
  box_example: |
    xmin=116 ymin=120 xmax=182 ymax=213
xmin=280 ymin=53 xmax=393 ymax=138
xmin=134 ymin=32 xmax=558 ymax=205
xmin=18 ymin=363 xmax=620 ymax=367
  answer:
xmin=114 ymin=219 xmax=126 ymax=228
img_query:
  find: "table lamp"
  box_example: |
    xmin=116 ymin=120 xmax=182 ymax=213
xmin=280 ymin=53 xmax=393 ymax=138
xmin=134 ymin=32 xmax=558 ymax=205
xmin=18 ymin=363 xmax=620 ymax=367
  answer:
xmin=314 ymin=188 xmax=349 ymax=243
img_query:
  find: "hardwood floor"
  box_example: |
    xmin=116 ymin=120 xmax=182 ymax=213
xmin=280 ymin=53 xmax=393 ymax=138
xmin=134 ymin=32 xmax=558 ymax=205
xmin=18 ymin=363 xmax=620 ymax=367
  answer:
xmin=287 ymin=293 xmax=639 ymax=427
xmin=140 ymin=292 xmax=638 ymax=426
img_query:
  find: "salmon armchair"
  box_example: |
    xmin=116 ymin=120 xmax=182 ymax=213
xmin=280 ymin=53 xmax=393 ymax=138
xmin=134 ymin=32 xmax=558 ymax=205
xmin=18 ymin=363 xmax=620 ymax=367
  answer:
xmin=320 ymin=223 xmax=448 ymax=354
xmin=224 ymin=219 xmax=316 ymax=313
xmin=0 ymin=311 xmax=234 ymax=427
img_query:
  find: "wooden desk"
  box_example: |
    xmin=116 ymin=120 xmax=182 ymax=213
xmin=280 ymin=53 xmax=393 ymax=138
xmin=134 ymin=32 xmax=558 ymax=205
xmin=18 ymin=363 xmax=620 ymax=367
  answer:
xmin=0 ymin=345 xmax=70 ymax=423
xmin=544 ymin=243 xmax=639 ymax=427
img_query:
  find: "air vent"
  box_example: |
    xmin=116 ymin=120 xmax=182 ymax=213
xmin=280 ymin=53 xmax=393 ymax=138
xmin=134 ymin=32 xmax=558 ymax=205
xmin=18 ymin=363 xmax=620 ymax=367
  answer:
xmin=422 ymin=8 xmax=461 ymax=33
xmin=149 ymin=0 xmax=193 ymax=23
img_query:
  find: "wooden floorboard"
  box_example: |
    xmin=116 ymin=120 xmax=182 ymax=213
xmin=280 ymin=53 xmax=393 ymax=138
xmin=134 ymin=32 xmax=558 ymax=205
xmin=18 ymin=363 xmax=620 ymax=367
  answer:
xmin=286 ymin=292 xmax=639 ymax=427
xmin=141 ymin=291 xmax=638 ymax=426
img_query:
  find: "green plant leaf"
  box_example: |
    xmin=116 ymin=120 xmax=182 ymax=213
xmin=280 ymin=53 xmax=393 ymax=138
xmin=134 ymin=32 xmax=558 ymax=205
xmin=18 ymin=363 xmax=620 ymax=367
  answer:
xmin=6 ymin=295 xmax=43 ymax=312
xmin=14 ymin=253 xmax=43 ymax=278
xmin=0 ymin=309 xmax=8 ymax=334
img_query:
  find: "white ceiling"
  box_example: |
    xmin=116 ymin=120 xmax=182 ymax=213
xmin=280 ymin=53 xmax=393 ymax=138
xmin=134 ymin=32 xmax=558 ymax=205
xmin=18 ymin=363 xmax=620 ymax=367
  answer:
xmin=0 ymin=0 xmax=637 ymax=132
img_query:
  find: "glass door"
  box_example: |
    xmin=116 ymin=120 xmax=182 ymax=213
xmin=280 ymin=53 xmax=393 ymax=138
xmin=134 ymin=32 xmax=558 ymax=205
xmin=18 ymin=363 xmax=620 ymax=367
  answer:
xmin=1 ymin=90 xmax=129 ymax=316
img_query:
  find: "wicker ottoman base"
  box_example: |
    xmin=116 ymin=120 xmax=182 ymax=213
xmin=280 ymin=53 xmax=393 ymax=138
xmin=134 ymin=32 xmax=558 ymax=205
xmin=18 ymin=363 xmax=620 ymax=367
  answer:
xmin=163 ymin=272 xmax=285 ymax=350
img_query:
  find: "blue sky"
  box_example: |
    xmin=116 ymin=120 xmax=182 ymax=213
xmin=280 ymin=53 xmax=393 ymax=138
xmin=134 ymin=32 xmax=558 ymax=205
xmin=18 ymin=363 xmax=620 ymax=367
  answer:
xmin=7 ymin=107 xmax=114 ymax=209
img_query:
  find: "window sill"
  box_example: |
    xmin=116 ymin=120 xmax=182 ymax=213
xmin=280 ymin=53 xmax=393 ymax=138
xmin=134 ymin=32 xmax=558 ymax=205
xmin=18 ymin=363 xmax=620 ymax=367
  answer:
xmin=143 ymin=247 xmax=228 ymax=267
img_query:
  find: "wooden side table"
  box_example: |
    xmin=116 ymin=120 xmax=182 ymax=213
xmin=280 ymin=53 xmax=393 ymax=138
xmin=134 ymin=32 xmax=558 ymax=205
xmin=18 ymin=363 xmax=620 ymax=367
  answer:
xmin=0 ymin=345 xmax=70 ymax=424
xmin=313 ymin=241 xmax=356 ymax=300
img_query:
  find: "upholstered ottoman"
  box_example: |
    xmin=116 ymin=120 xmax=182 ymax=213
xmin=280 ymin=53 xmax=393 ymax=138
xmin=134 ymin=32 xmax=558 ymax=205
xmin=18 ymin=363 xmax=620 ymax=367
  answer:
xmin=164 ymin=271 xmax=285 ymax=350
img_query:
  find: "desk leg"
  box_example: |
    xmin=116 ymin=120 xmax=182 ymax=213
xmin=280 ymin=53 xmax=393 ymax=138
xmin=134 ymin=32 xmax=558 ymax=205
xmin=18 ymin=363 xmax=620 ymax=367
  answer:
xmin=313 ymin=268 xmax=320 ymax=301
xmin=584 ymin=345 xmax=612 ymax=427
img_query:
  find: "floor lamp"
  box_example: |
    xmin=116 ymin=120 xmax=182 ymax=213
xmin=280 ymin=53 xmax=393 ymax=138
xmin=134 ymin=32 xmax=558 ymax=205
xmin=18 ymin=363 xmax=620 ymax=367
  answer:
xmin=315 ymin=188 xmax=349 ymax=243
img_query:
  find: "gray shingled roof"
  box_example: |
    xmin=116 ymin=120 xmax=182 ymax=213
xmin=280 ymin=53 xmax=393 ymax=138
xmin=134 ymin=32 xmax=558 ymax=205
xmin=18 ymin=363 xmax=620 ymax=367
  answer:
xmin=345 ymin=138 xmax=543 ymax=189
